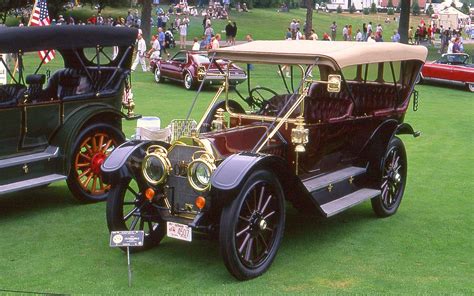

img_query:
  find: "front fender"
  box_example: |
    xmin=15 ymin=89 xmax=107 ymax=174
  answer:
xmin=101 ymin=140 xmax=170 ymax=184
xmin=211 ymin=152 xmax=295 ymax=206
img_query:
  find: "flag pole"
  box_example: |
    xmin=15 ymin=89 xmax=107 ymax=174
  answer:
xmin=10 ymin=0 xmax=39 ymax=83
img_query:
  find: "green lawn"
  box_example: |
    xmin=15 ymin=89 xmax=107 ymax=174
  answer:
xmin=0 ymin=8 xmax=473 ymax=295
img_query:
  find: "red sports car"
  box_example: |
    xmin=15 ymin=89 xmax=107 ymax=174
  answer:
xmin=419 ymin=53 xmax=474 ymax=92
xmin=150 ymin=51 xmax=247 ymax=90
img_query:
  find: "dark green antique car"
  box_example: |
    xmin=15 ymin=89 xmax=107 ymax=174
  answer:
xmin=0 ymin=26 xmax=138 ymax=202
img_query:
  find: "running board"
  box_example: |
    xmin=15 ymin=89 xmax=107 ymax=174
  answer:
xmin=303 ymin=166 xmax=366 ymax=192
xmin=320 ymin=188 xmax=381 ymax=217
xmin=0 ymin=146 xmax=59 ymax=169
xmin=0 ymin=174 xmax=66 ymax=195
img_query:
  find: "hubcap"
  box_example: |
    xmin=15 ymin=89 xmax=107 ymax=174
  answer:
xmin=185 ymin=74 xmax=192 ymax=88
xmin=234 ymin=182 xmax=280 ymax=267
xmin=155 ymin=68 xmax=160 ymax=81
xmin=74 ymin=132 xmax=116 ymax=195
xmin=381 ymin=148 xmax=404 ymax=209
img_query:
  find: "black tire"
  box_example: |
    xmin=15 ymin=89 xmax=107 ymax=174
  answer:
xmin=468 ymin=83 xmax=474 ymax=93
xmin=415 ymin=73 xmax=423 ymax=84
xmin=199 ymin=100 xmax=245 ymax=133
xmin=67 ymin=123 xmax=125 ymax=203
xmin=183 ymin=71 xmax=194 ymax=90
xmin=219 ymin=170 xmax=286 ymax=280
xmin=106 ymin=177 xmax=166 ymax=251
xmin=154 ymin=67 xmax=162 ymax=83
xmin=371 ymin=136 xmax=407 ymax=217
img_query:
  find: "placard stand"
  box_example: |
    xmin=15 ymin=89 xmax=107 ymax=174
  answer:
xmin=110 ymin=231 xmax=145 ymax=288
xmin=127 ymin=247 xmax=132 ymax=287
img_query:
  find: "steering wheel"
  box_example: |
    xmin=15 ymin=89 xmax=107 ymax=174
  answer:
xmin=246 ymin=86 xmax=279 ymax=110
xmin=199 ymin=99 xmax=245 ymax=133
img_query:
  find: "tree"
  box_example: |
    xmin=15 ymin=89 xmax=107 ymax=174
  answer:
xmin=336 ymin=4 xmax=342 ymax=13
xmin=370 ymin=2 xmax=377 ymax=13
xmin=398 ymin=0 xmax=410 ymax=44
xmin=349 ymin=3 xmax=356 ymax=13
xmin=141 ymin=0 xmax=152 ymax=44
xmin=426 ymin=4 xmax=434 ymax=16
xmin=461 ymin=2 xmax=469 ymax=15
xmin=304 ymin=0 xmax=313 ymax=39
xmin=387 ymin=0 xmax=393 ymax=8
xmin=387 ymin=7 xmax=394 ymax=15
xmin=411 ymin=0 xmax=420 ymax=15
xmin=363 ymin=7 xmax=370 ymax=14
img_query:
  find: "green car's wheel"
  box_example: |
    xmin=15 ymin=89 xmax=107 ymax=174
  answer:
xmin=219 ymin=170 xmax=285 ymax=280
xmin=106 ymin=177 xmax=166 ymax=251
xmin=67 ymin=123 xmax=124 ymax=203
xmin=371 ymin=136 xmax=407 ymax=217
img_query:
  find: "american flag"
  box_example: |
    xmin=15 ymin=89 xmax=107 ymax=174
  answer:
xmin=30 ymin=0 xmax=56 ymax=63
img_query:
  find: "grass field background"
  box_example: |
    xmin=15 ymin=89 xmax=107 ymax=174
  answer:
xmin=0 ymin=8 xmax=473 ymax=294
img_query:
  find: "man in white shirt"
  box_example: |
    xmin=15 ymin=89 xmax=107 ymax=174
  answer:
xmin=132 ymin=33 xmax=147 ymax=72
xmin=211 ymin=34 xmax=221 ymax=49
xmin=355 ymin=29 xmax=363 ymax=41
xmin=148 ymin=35 xmax=161 ymax=60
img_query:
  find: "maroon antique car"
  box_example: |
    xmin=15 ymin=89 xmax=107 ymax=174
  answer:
xmin=103 ymin=41 xmax=427 ymax=280
xmin=419 ymin=53 xmax=474 ymax=92
xmin=150 ymin=51 xmax=247 ymax=90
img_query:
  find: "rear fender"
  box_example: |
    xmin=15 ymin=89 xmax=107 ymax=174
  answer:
xmin=361 ymin=120 xmax=418 ymax=185
xmin=50 ymin=104 xmax=125 ymax=175
xmin=101 ymin=140 xmax=170 ymax=185
xmin=211 ymin=153 xmax=297 ymax=207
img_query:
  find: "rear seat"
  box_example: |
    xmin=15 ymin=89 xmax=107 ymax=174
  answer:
xmin=348 ymin=82 xmax=405 ymax=116
xmin=46 ymin=67 xmax=126 ymax=101
xmin=305 ymin=83 xmax=353 ymax=123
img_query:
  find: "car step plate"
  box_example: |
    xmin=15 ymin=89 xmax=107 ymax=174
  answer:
xmin=167 ymin=222 xmax=192 ymax=242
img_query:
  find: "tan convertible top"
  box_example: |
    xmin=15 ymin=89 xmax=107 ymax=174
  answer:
xmin=212 ymin=40 xmax=428 ymax=69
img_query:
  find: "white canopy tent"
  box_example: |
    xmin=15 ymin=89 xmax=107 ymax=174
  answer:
xmin=433 ymin=6 xmax=471 ymax=29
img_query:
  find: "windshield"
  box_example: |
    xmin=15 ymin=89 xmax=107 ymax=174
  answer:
xmin=438 ymin=54 xmax=468 ymax=65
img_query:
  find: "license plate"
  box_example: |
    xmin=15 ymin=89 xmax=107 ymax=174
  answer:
xmin=167 ymin=222 xmax=192 ymax=242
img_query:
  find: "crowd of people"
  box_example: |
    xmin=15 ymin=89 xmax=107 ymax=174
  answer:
xmin=283 ymin=18 xmax=466 ymax=54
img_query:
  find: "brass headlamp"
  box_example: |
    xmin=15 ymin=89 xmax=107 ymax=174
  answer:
xmin=142 ymin=145 xmax=172 ymax=185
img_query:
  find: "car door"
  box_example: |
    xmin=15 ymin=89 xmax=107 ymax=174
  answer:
xmin=0 ymin=96 xmax=22 ymax=157
xmin=161 ymin=52 xmax=187 ymax=80
xmin=19 ymin=99 xmax=61 ymax=151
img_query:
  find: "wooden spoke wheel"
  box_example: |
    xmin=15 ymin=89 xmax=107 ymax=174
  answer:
xmin=219 ymin=170 xmax=285 ymax=280
xmin=106 ymin=177 xmax=166 ymax=251
xmin=371 ymin=136 xmax=407 ymax=217
xmin=67 ymin=123 xmax=125 ymax=203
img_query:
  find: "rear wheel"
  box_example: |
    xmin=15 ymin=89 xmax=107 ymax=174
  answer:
xmin=183 ymin=71 xmax=194 ymax=90
xmin=219 ymin=170 xmax=285 ymax=280
xmin=106 ymin=177 xmax=166 ymax=251
xmin=371 ymin=137 xmax=407 ymax=217
xmin=468 ymin=83 xmax=474 ymax=92
xmin=67 ymin=123 xmax=124 ymax=203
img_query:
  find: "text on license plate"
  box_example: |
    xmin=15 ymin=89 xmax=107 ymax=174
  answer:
xmin=167 ymin=222 xmax=192 ymax=242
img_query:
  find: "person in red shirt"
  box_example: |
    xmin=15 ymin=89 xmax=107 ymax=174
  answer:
xmin=427 ymin=25 xmax=433 ymax=45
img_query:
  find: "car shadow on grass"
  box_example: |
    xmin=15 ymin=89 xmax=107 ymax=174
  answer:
xmin=133 ymin=202 xmax=378 ymax=283
xmin=0 ymin=183 xmax=78 ymax=219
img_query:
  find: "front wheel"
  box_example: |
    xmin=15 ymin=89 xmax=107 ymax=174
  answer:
xmin=371 ymin=136 xmax=407 ymax=217
xmin=219 ymin=170 xmax=285 ymax=280
xmin=67 ymin=123 xmax=125 ymax=203
xmin=154 ymin=67 xmax=162 ymax=83
xmin=106 ymin=177 xmax=166 ymax=251
xmin=468 ymin=83 xmax=474 ymax=92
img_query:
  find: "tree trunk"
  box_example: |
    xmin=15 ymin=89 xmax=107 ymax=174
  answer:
xmin=305 ymin=0 xmax=313 ymax=39
xmin=398 ymin=0 xmax=410 ymax=44
xmin=141 ymin=0 xmax=152 ymax=44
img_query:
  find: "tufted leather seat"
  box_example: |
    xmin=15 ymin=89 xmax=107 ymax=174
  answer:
xmin=348 ymin=83 xmax=405 ymax=116
xmin=46 ymin=67 xmax=126 ymax=101
xmin=0 ymin=84 xmax=26 ymax=107
xmin=305 ymin=83 xmax=353 ymax=123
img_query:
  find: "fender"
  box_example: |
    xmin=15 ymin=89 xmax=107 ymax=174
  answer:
xmin=101 ymin=140 xmax=170 ymax=184
xmin=211 ymin=152 xmax=296 ymax=206
xmin=50 ymin=104 xmax=125 ymax=175
xmin=360 ymin=120 xmax=419 ymax=185
xmin=396 ymin=122 xmax=420 ymax=137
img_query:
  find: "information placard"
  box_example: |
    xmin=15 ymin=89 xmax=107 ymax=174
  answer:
xmin=109 ymin=231 xmax=144 ymax=247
